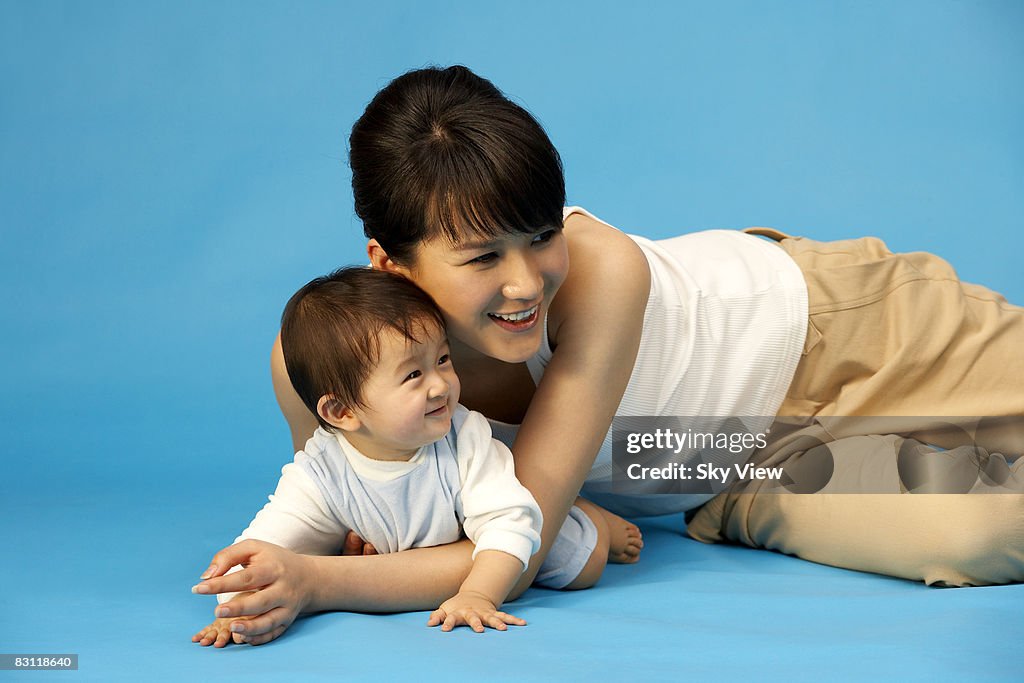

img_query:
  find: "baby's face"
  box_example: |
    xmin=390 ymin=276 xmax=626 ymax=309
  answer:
xmin=348 ymin=323 xmax=460 ymax=459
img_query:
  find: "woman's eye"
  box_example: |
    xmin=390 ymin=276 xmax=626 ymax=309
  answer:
xmin=438 ymin=354 xmax=450 ymax=365
xmin=532 ymin=229 xmax=557 ymax=244
xmin=404 ymin=370 xmax=422 ymax=382
xmin=470 ymin=252 xmax=498 ymax=265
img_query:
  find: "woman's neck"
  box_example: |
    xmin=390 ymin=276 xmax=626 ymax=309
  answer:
xmin=447 ymin=334 xmax=493 ymax=373
xmin=447 ymin=335 xmax=536 ymax=424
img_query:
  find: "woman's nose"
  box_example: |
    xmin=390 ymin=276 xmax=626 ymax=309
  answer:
xmin=501 ymin=251 xmax=543 ymax=301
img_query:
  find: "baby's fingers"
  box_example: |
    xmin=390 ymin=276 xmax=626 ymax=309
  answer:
xmin=485 ymin=615 xmax=507 ymax=631
xmin=491 ymin=611 xmax=527 ymax=628
xmin=426 ymin=608 xmax=447 ymax=627
xmin=212 ymin=627 xmax=233 ymax=648
xmin=443 ymin=610 xmax=484 ymax=633
xmin=467 ymin=612 xmax=485 ymax=633
xmin=192 ymin=625 xmax=231 ymax=648
xmin=441 ymin=611 xmax=459 ymax=632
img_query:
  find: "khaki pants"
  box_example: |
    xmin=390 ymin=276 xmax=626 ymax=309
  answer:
xmin=686 ymin=230 xmax=1024 ymax=586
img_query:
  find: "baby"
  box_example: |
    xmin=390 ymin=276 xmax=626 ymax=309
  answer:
xmin=193 ymin=267 xmax=641 ymax=646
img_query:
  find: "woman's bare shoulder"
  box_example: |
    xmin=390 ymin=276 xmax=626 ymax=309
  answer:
xmin=550 ymin=211 xmax=650 ymax=344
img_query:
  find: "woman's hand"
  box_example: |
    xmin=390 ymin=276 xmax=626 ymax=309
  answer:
xmin=341 ymin=530 xmax=377 ymax=556
xmin=191 ymin=540 xmax=318 ymax=645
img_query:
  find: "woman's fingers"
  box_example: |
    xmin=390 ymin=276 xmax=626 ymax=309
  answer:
xmin=194 ymin=567 xmax=267 ymax=598
xmin=202 ymin=539 xmax=264 ymax=577
xmin=213 ymin=590 xmax=277 ymax=620
xmin=342 ymin=531 xmax=363 ymax=556
xmin=223 ymin=606 xmax=294 ymax=639
xmin=342 ymin=531 xmax=377 ymax=556
xmin=242 ymin=623 xmax=288 ymax=646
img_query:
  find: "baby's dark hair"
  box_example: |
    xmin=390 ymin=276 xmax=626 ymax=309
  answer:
xmin=280 ymin=267 xmax=446 ymax=430
xmin=349 ymin=64 xmax=565 ymax=264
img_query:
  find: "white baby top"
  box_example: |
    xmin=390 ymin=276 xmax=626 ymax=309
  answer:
xmin=217 ymin=405 xmax=542 ymax=602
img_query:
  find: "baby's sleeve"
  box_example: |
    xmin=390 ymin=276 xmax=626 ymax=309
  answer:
xmin=216 ymin=460 xmax=349 ymax=603
xmin=234 ymin=462 xmax=348 ymax=553
xmin=454 ymin=408 xmax=543 ymax=570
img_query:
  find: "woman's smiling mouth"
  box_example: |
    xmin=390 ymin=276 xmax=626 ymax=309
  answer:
xmin=487 ymin=304 xmax=540 ymax=331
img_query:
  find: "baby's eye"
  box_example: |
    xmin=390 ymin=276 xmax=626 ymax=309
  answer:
xmin=404 ymin=370 xmax=422 ymax=382
xmin=438 ymin=354 xmax=450 ymax=366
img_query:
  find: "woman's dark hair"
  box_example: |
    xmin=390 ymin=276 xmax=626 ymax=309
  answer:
xmin=349 ymin=65 xmax=565 ymax=263
xmin=280 ymin=266 xmax=446 ymax=430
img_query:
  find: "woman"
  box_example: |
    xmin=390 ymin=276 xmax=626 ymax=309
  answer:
xmin=195 ymin=65 xmax=1024 ymax=644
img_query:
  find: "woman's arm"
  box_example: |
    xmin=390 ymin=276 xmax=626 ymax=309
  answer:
xmin=506 ymin=214 xmax=649 ymax=595
xmin=271 ymin=333 xmax=320 ymax=454
xmin=194 ymin=538 xmax=475 ymax=644
xmin=198 ymin=540 xmax=474 ymax=613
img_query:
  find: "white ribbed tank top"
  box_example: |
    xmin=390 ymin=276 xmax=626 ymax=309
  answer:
xmin=493 ymin=207 xmax=808 ymax=516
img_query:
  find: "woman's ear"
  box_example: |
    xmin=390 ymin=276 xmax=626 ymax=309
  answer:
xmin=367 ymin=239 xmax=409 ymax=277
xmin=317 ymin=395 xmax=361 ymax=432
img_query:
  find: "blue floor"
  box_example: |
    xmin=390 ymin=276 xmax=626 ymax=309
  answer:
xmin=2 ymin=491 xmax=1019 ymax=681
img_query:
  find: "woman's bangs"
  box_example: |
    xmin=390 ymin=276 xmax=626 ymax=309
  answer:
xmin=426 ymin=154 xmax=563 ymax=247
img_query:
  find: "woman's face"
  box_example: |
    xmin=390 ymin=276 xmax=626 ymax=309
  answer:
xmin=395 ymin=226 xmax=569 ymax=364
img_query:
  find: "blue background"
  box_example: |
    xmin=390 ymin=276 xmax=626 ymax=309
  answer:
xmin=1 ymin=1 xmax=1021 ymax=681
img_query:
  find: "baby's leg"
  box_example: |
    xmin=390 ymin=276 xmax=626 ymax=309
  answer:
xmin=564 ymin=498 xmax=643 ymax=590
xmin=577 ymin=498 xmax=643 ymax=564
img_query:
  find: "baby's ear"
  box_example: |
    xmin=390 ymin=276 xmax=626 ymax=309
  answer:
xmin=317 ymin=395 xmax=360 ymax=431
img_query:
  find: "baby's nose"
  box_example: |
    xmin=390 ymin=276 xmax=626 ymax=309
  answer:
xmin=427 ymin=374 xmax=449 ymax=398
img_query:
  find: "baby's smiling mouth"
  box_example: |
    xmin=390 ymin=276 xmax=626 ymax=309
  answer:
xmin=425 ymin=404 xmax=448 ymax=417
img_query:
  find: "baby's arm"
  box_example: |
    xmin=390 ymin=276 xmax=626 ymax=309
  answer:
xmin=210 ymin=462 xmax=346 ymax=602
xmin=431 ymin=408 xmax=543 ymax=632
xmin=427 ymin=551 xmax=527 ymax=632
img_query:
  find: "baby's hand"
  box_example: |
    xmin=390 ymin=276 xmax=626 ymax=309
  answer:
xmin=192 ymin=616 xmax=253 ymax=648
xmin=427 ymin=590 xmax=526 ymax=633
